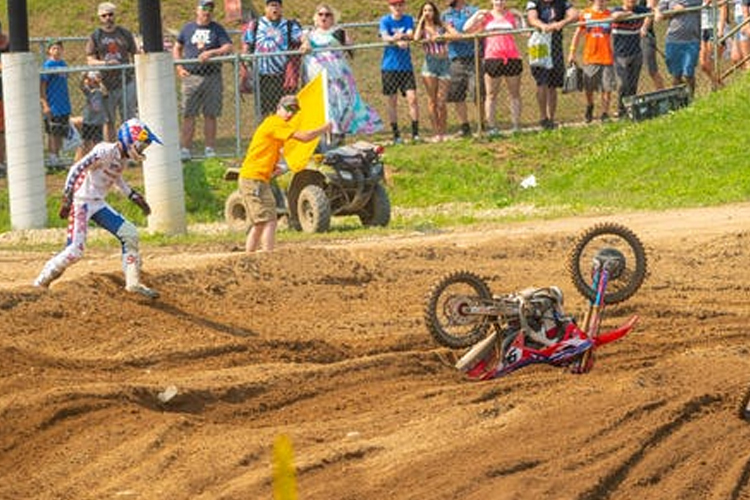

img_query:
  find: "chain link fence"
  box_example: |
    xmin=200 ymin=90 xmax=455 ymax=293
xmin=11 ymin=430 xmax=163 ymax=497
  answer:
xmin=21 ymin=6 xmax=748 ymax=169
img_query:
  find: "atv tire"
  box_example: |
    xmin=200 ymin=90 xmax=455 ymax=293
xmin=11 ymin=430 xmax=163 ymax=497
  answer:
xmin=359 ymin=184 xmax=391 ymax=227
xmin=224 ymin=190 xmax=251 ymax=233
xmin=297 ymin=184 xmax=331 ymax=233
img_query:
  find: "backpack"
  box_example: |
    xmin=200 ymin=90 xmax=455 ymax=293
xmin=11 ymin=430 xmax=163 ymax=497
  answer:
xmin=238 ymin=19 xmax=259 ymax=94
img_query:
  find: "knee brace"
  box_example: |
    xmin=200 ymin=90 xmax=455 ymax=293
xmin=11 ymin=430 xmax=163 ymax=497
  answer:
xmin=116 ymin=220 xmax=140 ymax=256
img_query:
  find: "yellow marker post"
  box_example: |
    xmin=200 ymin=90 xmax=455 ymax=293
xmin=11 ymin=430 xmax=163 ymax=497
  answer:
xmin=273 ymin=434 xmax=298 ymax=500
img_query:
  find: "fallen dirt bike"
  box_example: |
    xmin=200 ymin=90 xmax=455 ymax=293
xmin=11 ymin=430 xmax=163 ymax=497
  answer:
xmin=423 ymin=222 xmax=648 ymax=380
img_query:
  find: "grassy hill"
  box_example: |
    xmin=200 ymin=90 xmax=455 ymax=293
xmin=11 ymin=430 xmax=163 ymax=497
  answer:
xmin=383 ymin=70 xmax=750 ymax=225
xmin=13 ymin=0 xmax=389 ymax=40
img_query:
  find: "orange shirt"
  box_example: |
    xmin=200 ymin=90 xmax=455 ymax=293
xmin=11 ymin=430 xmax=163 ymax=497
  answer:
xmin=239 ymin=114 xmax=296 ymax=182
xmin=580 ymin=7 xmax=613 ymax=65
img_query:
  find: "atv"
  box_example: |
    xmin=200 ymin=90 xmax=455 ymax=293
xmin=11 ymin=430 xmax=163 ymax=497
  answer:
xmin=224 ymin=141 xmax=391 ymax=234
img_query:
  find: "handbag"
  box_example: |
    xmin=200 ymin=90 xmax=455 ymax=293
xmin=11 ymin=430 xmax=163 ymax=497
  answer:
xmin=528 ymin=31 xmax=553 ymax=69
xmin=62 ymin=120 xmax=83 ymax=152
xmin=282 ymin=19 xmax=302 ymax=92
xmin=239 ymin=61 xmax=254 ymax=94
xmin=562 ymin=62 xmax=583 ymax=94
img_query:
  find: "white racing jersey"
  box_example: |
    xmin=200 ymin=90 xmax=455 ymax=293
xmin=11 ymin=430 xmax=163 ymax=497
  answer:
xmin=64 ymin=142 xmax=133 ymax=201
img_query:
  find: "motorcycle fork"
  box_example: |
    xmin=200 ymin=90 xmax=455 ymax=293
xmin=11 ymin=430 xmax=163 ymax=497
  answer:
xmin=577 ymin=268 xmax=610 ymax=371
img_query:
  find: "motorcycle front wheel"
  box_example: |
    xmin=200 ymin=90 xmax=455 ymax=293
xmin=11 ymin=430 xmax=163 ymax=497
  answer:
xmin=424 ymin=271 xmax=495 ymax=349
xmin=567 ymin=222 xmax=648 ymax=305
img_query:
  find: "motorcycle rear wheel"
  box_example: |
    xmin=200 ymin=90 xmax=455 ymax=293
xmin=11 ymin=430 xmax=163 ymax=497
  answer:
xmin=567 ymin=222 xmax=648 ymax=304
xmin=424 ymin=271 xmax=494 ymax=349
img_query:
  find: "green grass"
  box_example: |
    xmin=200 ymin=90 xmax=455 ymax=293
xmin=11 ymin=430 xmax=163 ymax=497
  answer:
xmin=384 ymin=73 xmax=750 ymax=224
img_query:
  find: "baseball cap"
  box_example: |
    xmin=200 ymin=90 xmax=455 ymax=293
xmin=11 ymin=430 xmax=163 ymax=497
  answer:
xmin=97 ymin=2 xmax=116 ymax=15
xmin=198 ymin=0 xmax=215 ymax=6
xmin=388 ymin=0 xmax=405 ymax=5
xmin=278 ymin=95 xmax=300 ymax=111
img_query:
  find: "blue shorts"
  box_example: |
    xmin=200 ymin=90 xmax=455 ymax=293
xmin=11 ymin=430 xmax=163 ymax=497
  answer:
xmin=421 ymin=55 xmax=450 ymax=79
xmin=664 ymin=41 xmax=700 ymax=78
xmin=736 ymin=14 xmax=749 ymax=42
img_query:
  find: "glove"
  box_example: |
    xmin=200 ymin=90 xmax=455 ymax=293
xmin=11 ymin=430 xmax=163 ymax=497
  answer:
xmin=58 ymin=195 xmax=72 ymax=220
xmin=129 ymin=190 xmax=151 ymax=216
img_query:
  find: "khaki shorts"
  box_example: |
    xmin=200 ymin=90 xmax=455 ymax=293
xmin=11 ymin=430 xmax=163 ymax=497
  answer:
xmin=181 ymin=72 xmax=223 ymax=118
xmin=239 ymin=178 xmax=276 ymax=225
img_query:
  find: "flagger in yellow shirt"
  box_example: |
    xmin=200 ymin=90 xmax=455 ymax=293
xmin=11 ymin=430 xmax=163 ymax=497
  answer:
xmin=238 ymin=95 xmax=332 ymax=253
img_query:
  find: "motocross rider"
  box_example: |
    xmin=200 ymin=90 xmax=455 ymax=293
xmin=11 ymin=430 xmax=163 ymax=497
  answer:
xmin=34 ymin=118 xmax=161 ymax=298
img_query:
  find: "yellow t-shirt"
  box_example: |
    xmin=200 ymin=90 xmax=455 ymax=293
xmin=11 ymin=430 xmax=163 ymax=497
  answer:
xmin=239 ymin=115 xmax=296 ymax=182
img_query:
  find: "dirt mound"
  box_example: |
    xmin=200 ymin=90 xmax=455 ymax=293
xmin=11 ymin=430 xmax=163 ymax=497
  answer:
xmin=2 ymin=206 xmax=750 ymax=499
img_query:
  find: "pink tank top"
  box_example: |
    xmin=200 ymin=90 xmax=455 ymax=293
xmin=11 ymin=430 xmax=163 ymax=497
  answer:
xmin=483 ymin=11 xmax=521 ymax=62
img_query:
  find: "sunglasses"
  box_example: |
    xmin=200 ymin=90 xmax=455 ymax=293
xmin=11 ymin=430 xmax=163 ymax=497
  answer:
xmin=282 ymin=104 xmax=300 ymax=114
xmin=317 ymin=11 xmax=333 ymax=17
xmin=200 ymin=5 xmax=214 ymax=11
xmin=100 ymin=12 xmax=114 ymax=18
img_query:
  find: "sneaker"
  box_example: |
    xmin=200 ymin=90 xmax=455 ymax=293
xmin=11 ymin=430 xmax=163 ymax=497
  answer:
xmin=411 ymin=135 xmax=422 ymax=144
xmin=393 ymin=137 xmax=404 ymax=145
xmin=600 ymin=113 xmax=610 ymax=122
xmin=126 ymin=284 xmax=160 ymax=299
xmin=487 ymin=128 xmax=501 ymax=138
xmin=585 ymin=105 xmax=594 ymax=124
xmin=204 ymin=147 xmax=216 ymax=158
xmin=180 ymin=148 xmax=192 ymax=162
xmin=460 ymin=123 xmax=472 ymax=137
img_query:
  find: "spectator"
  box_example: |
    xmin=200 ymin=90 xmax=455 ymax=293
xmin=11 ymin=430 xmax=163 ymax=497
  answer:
xmin=414 ymin=1 xmax=458 ymax=142
xmin=85 ymin=2 xmax=139 ymax=142
xmin=611 ymin=0 xmax=652 ymax=116
xmin=76 ymin=71 xmax=107 ymax=162
xmin=173 ymin=0 xmax=234 ymax=161
xmin=380 ymin=0 xmax=421 ymax=144
xmin=242 ymin=0 xmax=303 ymax=118
xmin=699 ymin=0 xmax=727 ymax=86
xmin=0 ymin=21 xmax=8 ymax=177
xmin=465 ymin=0 xmax=526 ymax=135
xmin=238 ymin=95 xmax=332 ymax=253
xmin=569 ymin=0 xmax=616 ymax=122
xmin=655 ymin=0 xmax=702 ymax=96
xmin=40 ymin=40 xmax=72 ymax=171
xmin=640 ymin=0 xmax=667 ymax=89
xmin=730 ymin=0 xmax=750 ymax=70
xmin=442 ymin=0 xmax=483 ymax=137
xmin=526 ymin=0 xmax=578 ymax=129
xmin=300 ymin=4 xmax=383 ymax=146
xmin=33 ymin=118 xmax=162 ymax=298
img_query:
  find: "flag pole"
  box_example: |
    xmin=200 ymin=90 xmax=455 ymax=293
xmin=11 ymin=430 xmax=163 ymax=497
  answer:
xmin=321 ymin=68 xmax=330 ymax=144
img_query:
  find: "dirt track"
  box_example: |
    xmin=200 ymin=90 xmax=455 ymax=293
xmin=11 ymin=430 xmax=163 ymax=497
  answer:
xmin=2 ymin=204 xmax=750 ymax=500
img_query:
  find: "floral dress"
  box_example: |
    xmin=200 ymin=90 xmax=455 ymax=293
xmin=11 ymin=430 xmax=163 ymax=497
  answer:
xmin=302 ymin=28 xmax=383 ymax=135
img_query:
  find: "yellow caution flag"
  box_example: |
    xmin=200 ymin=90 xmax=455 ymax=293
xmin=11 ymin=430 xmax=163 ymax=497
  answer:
xmin=283 ymin=70 xmax=329 ymax=173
